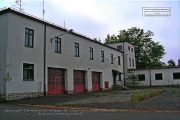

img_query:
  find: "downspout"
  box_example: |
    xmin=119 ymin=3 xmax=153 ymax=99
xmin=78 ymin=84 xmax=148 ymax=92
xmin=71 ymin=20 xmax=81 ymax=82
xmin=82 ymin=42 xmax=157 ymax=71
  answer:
xmin=149 ymin=69 xmax=152 ymax=86
xmin=43 ymin=24 xmax=47 ymax=96
xmin=123 ymin=42 xmax=126 ymax=86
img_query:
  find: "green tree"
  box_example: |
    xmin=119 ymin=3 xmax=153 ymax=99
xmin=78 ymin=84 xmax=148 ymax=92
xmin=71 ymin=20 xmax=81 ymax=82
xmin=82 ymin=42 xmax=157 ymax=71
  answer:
xmin=178 ymin=59 xmax=180 ymax=66
xmin=105 ymin=27 xmax=166 ymax=68
xmin=126 ymin=72 xmax=139 ymax=87
xmin=167 ymin=59 xmax=176 ymax=66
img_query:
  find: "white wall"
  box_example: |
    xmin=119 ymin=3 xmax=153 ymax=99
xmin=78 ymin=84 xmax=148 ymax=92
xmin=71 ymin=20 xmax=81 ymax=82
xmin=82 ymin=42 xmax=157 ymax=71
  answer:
xmin=5 ymin=13 xmax=44 ymax=93
xmin=129 ymin=67 xmax=180 ymax=86
xmin=0 ymin=13 xmax=8 ymax=94
xmin=46 ymin=25 xmax=124 ymax=92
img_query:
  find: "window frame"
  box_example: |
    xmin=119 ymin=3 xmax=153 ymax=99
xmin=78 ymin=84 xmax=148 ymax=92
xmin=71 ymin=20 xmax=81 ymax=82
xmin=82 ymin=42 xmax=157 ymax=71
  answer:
xmin=138 ymin=74 xmax=145 ymax=81
xmin=118 ymin=56 xmax=121 ymax=65
xmin=101 ymin=51 xmax=104 ymax=62
xmin=129 ymin=58 xmax=131 ymax=67
xmin=25 ymin=28 xmax=34 ymax=48
xmin=89 ymin=47 xmax=93 ymax=60
xmin=74 ymin=43 xmax=79 ymax=57
xmin=131 ymin=48 xmax=133 ymax=52
xmin=132 ymin=59 xmax=134 ymax=67
xmin=128 ymin=46 xmax=130 ymax=51
xmin=111 ymin=54 xmax=113 ymax=64
xmin=23 ymin=63 xmax=34 ymax=81
xmin=173 ymin=72 xmax=180 ymax=79
xmin=117 ymin=45 xmax=123 ymax=51
xmin=55 ymin=37 xmax=61 ymax=53
xmin=155 ymin=73 xmax=163 ymax=80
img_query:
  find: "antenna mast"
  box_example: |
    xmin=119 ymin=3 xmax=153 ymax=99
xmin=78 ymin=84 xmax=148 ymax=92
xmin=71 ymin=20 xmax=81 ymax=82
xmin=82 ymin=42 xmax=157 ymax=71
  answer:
xmin=43 ymin=0 xmax=45 ymax=20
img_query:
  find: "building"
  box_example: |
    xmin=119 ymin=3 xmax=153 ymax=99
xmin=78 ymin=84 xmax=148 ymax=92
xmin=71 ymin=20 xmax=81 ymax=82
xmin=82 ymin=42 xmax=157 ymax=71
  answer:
xmin=0 ymin=8 xmax=179 ymax=100
xmin=0 ymin=8 xmax=125 ymax=100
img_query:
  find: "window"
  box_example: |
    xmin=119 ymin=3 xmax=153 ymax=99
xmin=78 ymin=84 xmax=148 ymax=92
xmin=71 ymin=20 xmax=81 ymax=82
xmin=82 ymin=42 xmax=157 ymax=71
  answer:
xmin=74 ymin=43 xmax=79 ymax=57
xmin=173 ymin=72 xmax=180 ymax=79
xmin=129 ymin=58 xmax=131 ymax=67
xmin=111 ymin=54 xmax=113 ymax=64
xmin=117 ymin=45 xmax=123 ymax=51
xmin=89 ymin=47 xmax=93 ymax=60
xmin=25 ymin=28 xmax=34 ymax=48
xmin=132 ymin=59 xmax=134 ymax=67
xmin=128 ymin=46 xmax=130 ymax=51
xmin=101 ymin=51 xmax=104 ymax=62
xmin=131 ymin=48 xmax=133 ymax=52
xmin=23 ymin=63 xmax=34 ymax=80
xmin=155 ymin=73 xmax=163 ymax=80
xmin=138 ymin=74 xmax=145 ymax=81
xmin=55 ymin=37 xmax=61 ymax=53
xmin=118 ymin=56 xmax=121 ymax=65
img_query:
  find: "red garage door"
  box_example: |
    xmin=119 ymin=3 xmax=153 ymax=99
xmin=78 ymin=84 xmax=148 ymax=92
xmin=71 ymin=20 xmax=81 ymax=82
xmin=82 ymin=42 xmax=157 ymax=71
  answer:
xmin=92 ymin=72 xmax=100 ymax=91
xmin=48 ymin=68 xmax=65 ymax=95
xmin=74 ymin=70 xmax=85 ymax=93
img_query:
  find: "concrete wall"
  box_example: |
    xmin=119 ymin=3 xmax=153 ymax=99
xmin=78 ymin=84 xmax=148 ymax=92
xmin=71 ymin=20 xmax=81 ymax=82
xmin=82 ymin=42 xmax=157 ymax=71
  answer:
xmin=129 ymin=67 xmax=180 ymax=86
xmin=46 ymin=25 xmax=124 ymax=92
xmin=5 ymin=13 xmax=44 ymax=95
xmin=0 ymin=13 xmax=8 ymax=94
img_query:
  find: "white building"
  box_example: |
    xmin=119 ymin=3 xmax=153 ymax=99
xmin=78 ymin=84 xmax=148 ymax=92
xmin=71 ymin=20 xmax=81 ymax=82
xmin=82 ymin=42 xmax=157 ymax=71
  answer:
xmin=0 ymin=8 xmax=179 ymax=100
xmin=0 ymin=8 xmax=125 ymax=100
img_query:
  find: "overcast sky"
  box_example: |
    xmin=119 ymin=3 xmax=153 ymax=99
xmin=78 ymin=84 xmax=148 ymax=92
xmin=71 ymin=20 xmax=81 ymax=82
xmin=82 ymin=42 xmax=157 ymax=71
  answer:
xmin=1 ymin=0 xmax=180 ymax=64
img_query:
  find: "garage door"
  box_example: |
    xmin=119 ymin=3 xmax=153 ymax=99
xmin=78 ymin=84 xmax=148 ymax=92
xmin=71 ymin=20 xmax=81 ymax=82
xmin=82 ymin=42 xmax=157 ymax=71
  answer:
xmin=74 ymin=70 xmax=85 ymax=93
xmin=92 ymin=72 xmax=100 ymax=91
xmin=48 ymin=68 xmax=65 ymax=95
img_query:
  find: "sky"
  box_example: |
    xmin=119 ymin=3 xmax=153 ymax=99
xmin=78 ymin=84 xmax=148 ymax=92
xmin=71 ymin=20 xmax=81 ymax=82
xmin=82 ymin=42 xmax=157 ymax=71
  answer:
xmin=0 ymin=0 xmax=180 ymax=64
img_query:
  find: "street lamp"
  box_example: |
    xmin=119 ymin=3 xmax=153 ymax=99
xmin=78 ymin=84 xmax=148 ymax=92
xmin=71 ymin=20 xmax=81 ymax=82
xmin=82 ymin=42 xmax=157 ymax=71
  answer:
xmin=114 ymin=53 xmax=128 ymax=61
xmin=50 ymin=29 xmax=73 ymax=43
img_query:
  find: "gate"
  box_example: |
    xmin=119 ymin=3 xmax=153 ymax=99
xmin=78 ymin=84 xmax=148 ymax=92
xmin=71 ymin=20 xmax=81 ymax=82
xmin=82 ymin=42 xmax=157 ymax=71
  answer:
xmin=74 ymin=70 xmax=85 ymax=93
xmin=48 ymin=68 xmax=65 ymax=95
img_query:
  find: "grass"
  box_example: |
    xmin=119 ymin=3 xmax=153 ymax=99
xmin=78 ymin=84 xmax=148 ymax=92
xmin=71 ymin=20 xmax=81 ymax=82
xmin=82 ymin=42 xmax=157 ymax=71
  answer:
xmin=131 ymin=89 xmax=166 ymax=102
xmin=0 ymin=95 xmax=7 ymax=103
xmin=170 ymin=87 xmax=180 ymax=96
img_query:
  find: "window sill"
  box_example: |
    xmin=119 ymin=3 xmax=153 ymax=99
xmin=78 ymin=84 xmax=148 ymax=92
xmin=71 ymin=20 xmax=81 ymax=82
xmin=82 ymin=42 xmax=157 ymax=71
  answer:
xmin=23 ymin=79 xmax=34 ymax=81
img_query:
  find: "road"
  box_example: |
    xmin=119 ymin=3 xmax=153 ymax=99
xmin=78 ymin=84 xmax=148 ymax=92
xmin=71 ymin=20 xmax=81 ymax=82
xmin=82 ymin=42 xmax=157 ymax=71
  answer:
xmin=0 ymin=103 xmax=179 ymax=120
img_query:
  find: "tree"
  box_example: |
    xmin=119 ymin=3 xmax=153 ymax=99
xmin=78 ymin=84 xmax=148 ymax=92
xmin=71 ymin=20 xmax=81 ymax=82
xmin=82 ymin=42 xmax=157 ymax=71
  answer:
xmin=167 ymin=59 xmax=176 ymax=66
xmin=94 ymin=38 xmax=101 ymax=43
xmin=178 ymin=59 xmax=180 ymax=66
xmin=126 ymin=72 xmax=139 ymax=87
xmin=105 ymin=27 xmax=166 ymax=68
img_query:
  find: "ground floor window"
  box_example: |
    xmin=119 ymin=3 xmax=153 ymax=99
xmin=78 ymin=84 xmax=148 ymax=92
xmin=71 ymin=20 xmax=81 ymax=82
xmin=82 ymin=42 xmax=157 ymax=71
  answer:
xmin=155 ymin=73 xmax=163 ymax=80
xmin=23 ymin=63 xmax=34 ymax=80
xmin=173 ymin=72 xmax=180 ymax=79
xmin=138 ymin=74 xmax=145 ymax=81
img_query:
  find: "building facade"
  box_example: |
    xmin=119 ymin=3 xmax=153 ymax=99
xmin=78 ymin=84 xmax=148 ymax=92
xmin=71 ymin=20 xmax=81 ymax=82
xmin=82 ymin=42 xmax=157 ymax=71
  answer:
xmin=0 ymin=8 xmax=125 ymax=100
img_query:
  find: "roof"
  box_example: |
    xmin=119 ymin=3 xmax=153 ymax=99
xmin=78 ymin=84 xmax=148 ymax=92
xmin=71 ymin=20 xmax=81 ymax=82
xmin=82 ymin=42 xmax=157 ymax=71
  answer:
xmin=0 ymin=7 xmax=123 ymax=53
xmin=128 ymin=66 xmax=180 ymax=71
xmin=106 ymin=41 xmax=135 ymax=46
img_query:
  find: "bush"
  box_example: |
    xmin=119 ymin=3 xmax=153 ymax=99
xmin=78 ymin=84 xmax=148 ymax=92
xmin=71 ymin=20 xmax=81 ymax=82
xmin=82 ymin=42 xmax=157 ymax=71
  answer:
xmin=131 ymin=92 xmax=142 ymax=102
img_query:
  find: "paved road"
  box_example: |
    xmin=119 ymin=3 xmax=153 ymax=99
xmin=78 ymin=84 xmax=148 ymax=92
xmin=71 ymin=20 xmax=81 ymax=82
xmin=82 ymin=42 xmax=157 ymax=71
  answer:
xmin=0 ymin=103 xmax=180 ymax=120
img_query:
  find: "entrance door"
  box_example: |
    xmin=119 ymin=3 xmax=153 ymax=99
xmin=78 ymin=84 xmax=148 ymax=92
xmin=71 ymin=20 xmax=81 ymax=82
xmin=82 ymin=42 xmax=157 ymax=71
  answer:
xmin=92 ymin=72 xmax=100 ymax=91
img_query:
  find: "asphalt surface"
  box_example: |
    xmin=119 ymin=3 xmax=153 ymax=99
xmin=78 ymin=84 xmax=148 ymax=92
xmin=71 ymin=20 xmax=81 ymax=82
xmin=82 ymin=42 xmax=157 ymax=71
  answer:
xmin=0 ymin=88 xmax=179 ymax=120
xmin=0 ymin=103 xmax=180 ymax=120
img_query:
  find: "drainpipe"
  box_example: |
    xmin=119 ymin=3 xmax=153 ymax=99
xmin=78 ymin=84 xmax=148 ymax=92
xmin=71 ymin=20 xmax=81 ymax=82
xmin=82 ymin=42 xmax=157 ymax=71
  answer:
xmin=149 ymin=69 xmax=152 ymax=86
xmin=43 ymin=24 xmax=47 ymax=96
xmin=123 ymin=42 xmax=126 ymax=86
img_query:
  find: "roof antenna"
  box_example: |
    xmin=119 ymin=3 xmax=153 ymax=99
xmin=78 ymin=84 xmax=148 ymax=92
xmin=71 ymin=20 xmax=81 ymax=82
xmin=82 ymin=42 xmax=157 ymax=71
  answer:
xmin=64 ymin=20 xmax=66 ymax=28
xmin=15 ymin=0 xmax=22 ymax=11
xmin=43 ymin=0 xmax=45 ymax=20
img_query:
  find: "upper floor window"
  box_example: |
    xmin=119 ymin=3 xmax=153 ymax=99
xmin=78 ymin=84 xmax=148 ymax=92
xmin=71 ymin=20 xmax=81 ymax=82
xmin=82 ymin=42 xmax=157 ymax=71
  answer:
xmin=132 ymin=59 xmax=134 ymax=67
xmin=55 ymin=37 xmax=61 ymax=53
xmin=23 ymin=63 xmax=34 ymax=80
xmin=131 ymin=48 xmax=133 ymax=52
xmin=173 ymin=72 xmax=180 ymax=79
xmin=74 ymin=43 xmax=79 ymax=57
xmin=111 ymin=54 xmax=113 ymax=64
xmin=25 ymin=28 xmax=34 ymax=48
xmin=128 ymin=46 xmax=130 ymax=51
xmin=155 ymin=73 xmax=163 ymax=80
xmin=101 ymin=51 xmax=104 ymax=62
xmin=118 ymin=56 xmax=121 ymax=65
xmin=129 ymin=58 xmax=131 ymax=67
xmin=89 ymin=47 xmax=93 ymax=60
xmin=117 ymin=45 xmax=123 ymax=51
